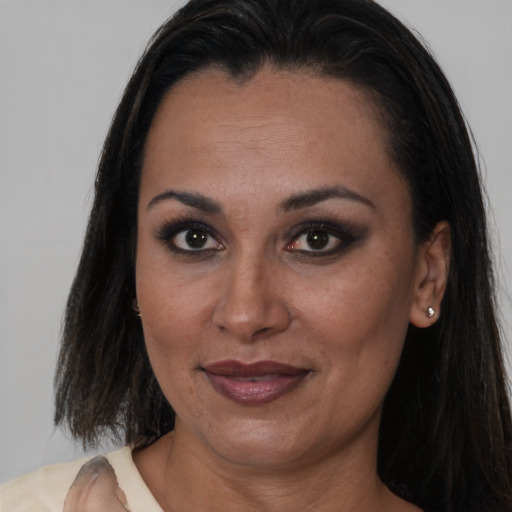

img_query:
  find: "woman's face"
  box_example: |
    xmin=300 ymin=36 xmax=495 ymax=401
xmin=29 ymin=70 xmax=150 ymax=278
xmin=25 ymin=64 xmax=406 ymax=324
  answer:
xmin=136 ymin=68 xmax=425 ymax=469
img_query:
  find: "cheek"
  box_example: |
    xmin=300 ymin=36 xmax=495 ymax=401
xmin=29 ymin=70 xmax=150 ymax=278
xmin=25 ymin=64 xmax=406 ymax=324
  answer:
xmin=137 ymin=230 xmax=211 ymax=324
xmin=137 ymin=285 xmax=204 ymax=411
xmin=294 ymin=248 xmax=416 ymax=374
xmin=301 ymin=262 xmax=413 ymax=432
xmin=137 ymin=274 xmax=213 ymax=359
xmin=135 ymin=240 xmax=222 ymax=398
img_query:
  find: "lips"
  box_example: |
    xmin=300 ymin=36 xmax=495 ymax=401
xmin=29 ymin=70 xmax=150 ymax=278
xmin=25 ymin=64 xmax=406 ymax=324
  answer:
xmin=201 ymin=360 xmax=310 ymax=405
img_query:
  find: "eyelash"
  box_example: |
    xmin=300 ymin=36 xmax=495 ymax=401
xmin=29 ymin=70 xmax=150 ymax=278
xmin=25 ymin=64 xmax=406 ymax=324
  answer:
xmin=156 ymin=219 xmax=223 ymax=255
xmin=156 ymin=218 xmax=358 ymax=258
xmin=286 ymin=220 xmax=357 ymax=257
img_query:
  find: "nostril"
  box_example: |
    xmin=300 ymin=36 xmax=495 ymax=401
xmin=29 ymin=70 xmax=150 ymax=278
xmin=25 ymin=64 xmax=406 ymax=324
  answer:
xmin=253 ymin=326 xmax=272 ymax=338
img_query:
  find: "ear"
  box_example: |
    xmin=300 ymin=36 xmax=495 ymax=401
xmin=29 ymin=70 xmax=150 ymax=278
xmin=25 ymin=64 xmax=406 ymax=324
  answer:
xmin=409 ymin=221 xmax=451 ymax=328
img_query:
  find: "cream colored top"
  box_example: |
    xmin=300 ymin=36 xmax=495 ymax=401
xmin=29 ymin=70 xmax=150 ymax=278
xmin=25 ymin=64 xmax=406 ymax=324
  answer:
xmin=0 ymin=447 xmax=163 ymax=512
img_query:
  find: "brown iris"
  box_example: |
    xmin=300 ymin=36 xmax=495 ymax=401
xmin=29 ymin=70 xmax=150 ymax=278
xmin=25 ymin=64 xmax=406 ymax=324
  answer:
xmin=307 ymin=230 xmax=329 ymax=250
xmin=186 ymin=229 xmax=208 ymax=249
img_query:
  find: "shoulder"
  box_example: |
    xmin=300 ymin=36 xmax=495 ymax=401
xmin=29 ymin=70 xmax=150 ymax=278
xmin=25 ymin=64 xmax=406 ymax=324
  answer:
xmin=0 ymin=447 xmax=163 ymax=512
xmin=0 ymin=454 xmax=91 ymax=512
xmin=0 ymin=447 xmax=133 ymax=512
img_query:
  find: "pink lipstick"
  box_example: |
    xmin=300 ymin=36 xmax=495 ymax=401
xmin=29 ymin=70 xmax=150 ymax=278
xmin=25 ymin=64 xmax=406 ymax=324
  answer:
xmin=202 ymin=360 xmax=310 ymax=405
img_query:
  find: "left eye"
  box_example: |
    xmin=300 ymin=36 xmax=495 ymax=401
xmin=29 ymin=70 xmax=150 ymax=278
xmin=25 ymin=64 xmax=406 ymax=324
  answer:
xmin=287 ymin=229 xmax=345 ymax=253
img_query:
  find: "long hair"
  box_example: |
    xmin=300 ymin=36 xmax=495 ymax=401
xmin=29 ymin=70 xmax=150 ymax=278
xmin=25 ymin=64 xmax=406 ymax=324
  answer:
xmin=54 ymin=1 xmax=512 ymax=510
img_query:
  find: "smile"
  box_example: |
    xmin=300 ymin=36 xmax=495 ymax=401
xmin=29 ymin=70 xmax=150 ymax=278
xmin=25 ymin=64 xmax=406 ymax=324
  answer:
xmin=201 ymin=360 xmax=311 ymax=405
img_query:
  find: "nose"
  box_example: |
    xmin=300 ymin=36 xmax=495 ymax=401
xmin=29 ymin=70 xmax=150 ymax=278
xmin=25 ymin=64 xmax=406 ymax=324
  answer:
xmin=212 ymin=254 xmax=292 ymax=342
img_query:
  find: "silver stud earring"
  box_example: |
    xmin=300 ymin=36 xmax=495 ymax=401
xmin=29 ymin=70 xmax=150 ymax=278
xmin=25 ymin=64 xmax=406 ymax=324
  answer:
xmin=132 ymin=299 xmax=141 ymax=318
xmin=427 ymin=307 xmax=435 ymax=318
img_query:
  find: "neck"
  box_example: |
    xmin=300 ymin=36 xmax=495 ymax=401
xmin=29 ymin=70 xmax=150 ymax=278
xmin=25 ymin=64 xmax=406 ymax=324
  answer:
xmin=133 ymin=425 xmax=411 ymax=512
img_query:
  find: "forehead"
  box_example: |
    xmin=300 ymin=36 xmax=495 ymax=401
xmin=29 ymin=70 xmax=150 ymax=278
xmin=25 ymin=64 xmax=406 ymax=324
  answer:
xmin=146 ymin=67 xmax=386 ymax=151
xmin=140 ymin=67 xmax=408 ymax=215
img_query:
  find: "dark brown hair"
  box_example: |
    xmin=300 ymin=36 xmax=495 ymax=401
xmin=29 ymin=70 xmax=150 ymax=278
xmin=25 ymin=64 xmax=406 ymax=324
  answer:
xmin=54 ymin=1 xmax=512 ymax=510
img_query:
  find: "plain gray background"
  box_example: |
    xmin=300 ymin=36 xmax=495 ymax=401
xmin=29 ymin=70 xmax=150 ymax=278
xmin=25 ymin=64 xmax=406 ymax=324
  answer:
xmin=1 ymin=0 xmax=511 ymax=484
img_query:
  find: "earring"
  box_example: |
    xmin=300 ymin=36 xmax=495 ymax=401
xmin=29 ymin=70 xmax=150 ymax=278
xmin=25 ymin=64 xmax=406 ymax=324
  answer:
xmin=427 ymin=307 xmax=435 ymax=318
xmin=132 ymin=299 xmax=141 ymax=318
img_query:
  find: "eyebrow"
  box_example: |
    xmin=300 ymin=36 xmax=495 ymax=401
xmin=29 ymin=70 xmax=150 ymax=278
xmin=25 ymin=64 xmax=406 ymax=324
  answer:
xmin=278 ymin=186 xmax=375 ymax=212
xmin=147 ymin=190 xmax=223 ymax=214
xmin=147 ymin=185 xmax=375 ymax=215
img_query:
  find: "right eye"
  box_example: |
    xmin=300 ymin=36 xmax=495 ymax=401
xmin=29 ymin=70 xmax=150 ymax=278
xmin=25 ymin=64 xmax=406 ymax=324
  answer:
xmin=172 ymin=227 xmax=223 ymax=251
xmin=158 ymin=222 xmax=224 ymax=253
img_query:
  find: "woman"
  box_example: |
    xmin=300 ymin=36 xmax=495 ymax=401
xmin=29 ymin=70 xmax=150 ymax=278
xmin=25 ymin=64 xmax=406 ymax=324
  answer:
xmin=1 ymin=0 xmax=511 ymax=511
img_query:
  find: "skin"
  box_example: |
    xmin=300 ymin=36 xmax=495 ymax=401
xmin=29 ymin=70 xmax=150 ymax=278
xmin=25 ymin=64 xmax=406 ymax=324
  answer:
xmin=133 ymin=68 xmax=450 ymax=512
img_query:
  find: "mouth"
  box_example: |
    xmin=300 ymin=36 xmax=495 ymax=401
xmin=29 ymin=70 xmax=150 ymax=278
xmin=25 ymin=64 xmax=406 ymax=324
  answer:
xmin=201 ymin=360 xmax=311 ymax=405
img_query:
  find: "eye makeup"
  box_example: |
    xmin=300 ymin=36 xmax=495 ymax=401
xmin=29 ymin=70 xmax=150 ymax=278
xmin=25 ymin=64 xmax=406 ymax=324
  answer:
xmin=154 ymin=213 xmax=364 ymax=263
xmin=285 ymin=219 xmax=362 ymax=259
xmin=156 ymin=217 xmax=224 ymax=256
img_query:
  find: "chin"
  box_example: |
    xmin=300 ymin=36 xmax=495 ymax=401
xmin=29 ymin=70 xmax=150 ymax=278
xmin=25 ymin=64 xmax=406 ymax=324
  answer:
xmin=213 ymin=437 xmax=305 ymax=469
xmin=195 ymin=416 xmax=321 ymax=469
